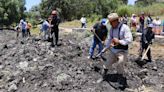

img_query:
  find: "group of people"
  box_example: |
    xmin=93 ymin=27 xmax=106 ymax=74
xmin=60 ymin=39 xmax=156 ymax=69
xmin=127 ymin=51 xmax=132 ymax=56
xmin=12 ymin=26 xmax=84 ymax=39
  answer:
xmin=15 ymin=19 xmax=32 ymax=38
xmin=15 ymin=10 xmax=61 ymax=47
xmin=127 ymin=13 xmax=163 ymax=35
xmin=88 ymin=13 xmax=155 ymax=83
xmin=39 ymin=10 xmax=60 ymax=47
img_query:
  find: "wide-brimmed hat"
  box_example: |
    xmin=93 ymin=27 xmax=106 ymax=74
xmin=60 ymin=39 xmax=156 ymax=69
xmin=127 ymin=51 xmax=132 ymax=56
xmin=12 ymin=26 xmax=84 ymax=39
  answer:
xmin=108 ymin=13 xmax=119 ymax=22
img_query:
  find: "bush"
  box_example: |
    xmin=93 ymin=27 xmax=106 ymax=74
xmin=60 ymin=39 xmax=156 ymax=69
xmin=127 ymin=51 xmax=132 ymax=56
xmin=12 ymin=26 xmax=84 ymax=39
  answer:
xmin=117 ymin=5 xmax=132 ymax=16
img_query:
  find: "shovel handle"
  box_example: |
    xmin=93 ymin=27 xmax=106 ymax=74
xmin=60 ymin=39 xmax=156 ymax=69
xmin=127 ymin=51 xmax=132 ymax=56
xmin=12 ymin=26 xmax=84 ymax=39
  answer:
xmin=141 ymin=45 xmax=151 ymax=60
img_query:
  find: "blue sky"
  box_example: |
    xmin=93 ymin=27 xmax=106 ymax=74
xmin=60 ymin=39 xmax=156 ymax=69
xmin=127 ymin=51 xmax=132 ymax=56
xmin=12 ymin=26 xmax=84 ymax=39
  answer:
xmin=128 ymin=0 xmax=136 ymax=5
xmin=25 ymin=0 xmax=136 ymax=11
xmin=25 ymin=0 xmax=41 ymax=11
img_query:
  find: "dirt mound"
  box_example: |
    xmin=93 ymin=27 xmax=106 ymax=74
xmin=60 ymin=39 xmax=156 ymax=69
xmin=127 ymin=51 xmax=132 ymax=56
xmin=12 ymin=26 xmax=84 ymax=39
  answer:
xmin=0 ymin=30 xmax=163 ymax=92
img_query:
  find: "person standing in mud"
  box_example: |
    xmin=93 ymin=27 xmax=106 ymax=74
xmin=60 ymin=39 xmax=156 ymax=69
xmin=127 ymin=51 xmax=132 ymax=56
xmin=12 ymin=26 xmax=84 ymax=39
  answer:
xmin=138 ymin=24 xmax=155 ymax=62
xmin=15 ymin=24 xmax=21 ymax=39
xmin=50 ymin=10 xmax=60 ymax=47
xmin=97 ymin=13 xmax=133 ymax=82
xmin=41 ymin=18 xmax=52 ymax=41
xmin=19 ymin=19 xmax=27 ymax=38
xmin=26 ymin=21 xmax=32 ymax=37
xmin=88 ymin=18 xmax=108 ymax=59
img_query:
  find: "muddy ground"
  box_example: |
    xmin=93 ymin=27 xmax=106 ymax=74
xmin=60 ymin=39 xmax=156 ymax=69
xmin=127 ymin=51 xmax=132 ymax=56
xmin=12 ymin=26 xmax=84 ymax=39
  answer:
xmin=0 ymin=30 xmax=164 ymax=92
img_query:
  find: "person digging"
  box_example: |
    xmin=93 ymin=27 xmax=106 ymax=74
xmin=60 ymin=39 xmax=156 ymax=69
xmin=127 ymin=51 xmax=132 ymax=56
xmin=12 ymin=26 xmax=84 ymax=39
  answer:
xmin=97 ymin=13 xmax=133 ymax=85
xmin=88 ymin=18 xmax=108 ymax=59
xmin=137 ymin=23 xmax=155 ymax=64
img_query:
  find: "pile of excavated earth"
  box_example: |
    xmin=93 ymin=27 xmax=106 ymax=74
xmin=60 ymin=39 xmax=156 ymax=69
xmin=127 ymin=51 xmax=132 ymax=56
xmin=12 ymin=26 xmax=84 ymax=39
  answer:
xmin=0 ymin=29 xmax=164 ymax=92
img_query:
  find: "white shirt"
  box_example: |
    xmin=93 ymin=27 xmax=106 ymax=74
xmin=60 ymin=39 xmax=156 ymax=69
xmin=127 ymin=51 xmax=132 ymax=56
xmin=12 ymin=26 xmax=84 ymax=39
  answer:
xmin=80 ymin=17 xmax=86 ymax=23
xmin=106 ymin=23 xmax=133 ymax=53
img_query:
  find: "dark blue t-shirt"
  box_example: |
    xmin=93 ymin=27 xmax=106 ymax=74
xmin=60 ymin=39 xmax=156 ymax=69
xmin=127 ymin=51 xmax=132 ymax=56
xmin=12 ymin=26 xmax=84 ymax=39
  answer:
xmin=93 ymin=23 xmax=108 ymax=42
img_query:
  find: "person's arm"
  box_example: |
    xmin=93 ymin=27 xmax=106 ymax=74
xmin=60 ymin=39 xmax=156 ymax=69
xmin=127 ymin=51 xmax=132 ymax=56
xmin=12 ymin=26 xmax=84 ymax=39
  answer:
xmin=118 ymin=25 xmax=133 ymax=45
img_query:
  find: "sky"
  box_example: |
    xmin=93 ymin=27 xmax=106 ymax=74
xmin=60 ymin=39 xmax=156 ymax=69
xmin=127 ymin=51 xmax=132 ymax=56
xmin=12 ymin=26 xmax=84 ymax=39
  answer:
xmin=25 ymin=0 xmax=41 ymax=11
xmin=128 ymin=0 xmax=137 ymax=5
xmin=25 ymin=0 xmax=136 ymax=11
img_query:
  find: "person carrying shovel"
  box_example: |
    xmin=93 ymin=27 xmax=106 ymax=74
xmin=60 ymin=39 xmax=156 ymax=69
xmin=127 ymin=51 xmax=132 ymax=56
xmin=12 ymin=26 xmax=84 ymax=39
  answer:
xmin=88 ymin=18 xmax=108 ymax=59
xmin=97 ymin=13 xmax=133 ymax=83
xmin=138 ymin=23 xmax=155 ymax=63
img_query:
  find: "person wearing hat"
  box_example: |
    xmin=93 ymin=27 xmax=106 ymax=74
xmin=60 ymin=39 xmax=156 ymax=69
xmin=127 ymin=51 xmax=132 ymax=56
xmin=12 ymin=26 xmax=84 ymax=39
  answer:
xmin=50 ymin=10 xmax=60 ymax=47
xmin=138 ymin=23 xmax=155 ymax=62
xmin=88 ymin=18 xmax=108 ymax=59
xmin=97 ymin=13 xmax=133 ymax=82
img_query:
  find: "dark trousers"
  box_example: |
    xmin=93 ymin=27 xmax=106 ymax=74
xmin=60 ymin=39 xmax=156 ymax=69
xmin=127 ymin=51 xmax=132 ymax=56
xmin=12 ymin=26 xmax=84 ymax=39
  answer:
xmin=81 ymin=23 xmax=86 ymax=28
xmin=27 ymin=29 xmax=31 ymax=37
xmin=139 ymin=42 xmax=151 ymax=60
xmin=22 ymin=29 xmax=26 ymax=38
xmin=51 ymin=29 xmax=59 ymax=45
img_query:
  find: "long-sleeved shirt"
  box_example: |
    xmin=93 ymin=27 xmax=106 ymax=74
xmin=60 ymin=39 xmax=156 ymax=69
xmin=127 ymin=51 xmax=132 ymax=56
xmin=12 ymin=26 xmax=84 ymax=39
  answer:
xmin=141 ymin=27 xmax=155 ymax=43
xmin=42 ymin=20 xmax=50 ymax=31
xmin=106 ymin=23 xmax=133 ymax=53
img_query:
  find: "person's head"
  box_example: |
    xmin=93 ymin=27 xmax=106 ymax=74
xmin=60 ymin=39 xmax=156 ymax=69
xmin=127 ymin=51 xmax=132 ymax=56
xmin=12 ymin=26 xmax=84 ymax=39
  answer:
xmin=147 ymin=23 xmax=154 ymax=30
xmin=101 ymin=18 xmax=107 ymax=27
xmin=141 ymin=12 xmax=144 ymax=16
xmin=51 ymin=10 xmax=57 ymax=16
xmin=20 ymin=19 xmax=24 ymax=23
xmin=48 ymin=16 xmax=52 ymax=22
xmin=132 ymin=14 xmax=136 ymax=18
xmin=156 ymin=16 xmax=159 ymax=20
xmin=108 ymin=13 xmax=119 ymax=28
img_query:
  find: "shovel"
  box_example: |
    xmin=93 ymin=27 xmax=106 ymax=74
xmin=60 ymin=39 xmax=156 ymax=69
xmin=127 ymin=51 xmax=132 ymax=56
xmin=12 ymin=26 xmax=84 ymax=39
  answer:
xmin=141 ymin=44 xmax=151 ymax=61
xmin=136 ymin=44 xmax=151 ymax=67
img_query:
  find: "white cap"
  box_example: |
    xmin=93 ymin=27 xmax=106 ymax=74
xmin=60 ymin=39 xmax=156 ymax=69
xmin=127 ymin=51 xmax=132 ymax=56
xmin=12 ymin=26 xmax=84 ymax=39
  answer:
xmin=148 ymin=24 xmax=154 ymax=28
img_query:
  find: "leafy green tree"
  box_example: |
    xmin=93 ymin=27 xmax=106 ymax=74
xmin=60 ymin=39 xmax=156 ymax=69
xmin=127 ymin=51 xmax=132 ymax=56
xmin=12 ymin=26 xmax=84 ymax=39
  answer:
xmin=0 ymin=0 xmax=26 ymax=26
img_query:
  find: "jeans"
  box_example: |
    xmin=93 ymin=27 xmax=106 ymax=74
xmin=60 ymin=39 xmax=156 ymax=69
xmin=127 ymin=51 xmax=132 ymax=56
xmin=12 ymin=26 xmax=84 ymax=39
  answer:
xmin=140 ymin=24 xmax=144 ymax=33
xmin=22 ymin=29 xmax=26 ymax=38
xmin=89 ymin=39 xmax=103 ymax=57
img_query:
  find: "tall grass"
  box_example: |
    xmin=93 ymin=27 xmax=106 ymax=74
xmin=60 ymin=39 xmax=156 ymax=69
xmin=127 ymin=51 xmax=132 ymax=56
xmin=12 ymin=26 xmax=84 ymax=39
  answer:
xmin=117 ymin=3 xmax=164 ymax=17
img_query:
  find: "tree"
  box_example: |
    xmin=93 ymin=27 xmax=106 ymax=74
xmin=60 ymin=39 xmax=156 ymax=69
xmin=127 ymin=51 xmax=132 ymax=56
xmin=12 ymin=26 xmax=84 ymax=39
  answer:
xmin=0 ymin=0 xmax=26 ymax=26
xmin=39 ymin=0 xmax=122 ymax=21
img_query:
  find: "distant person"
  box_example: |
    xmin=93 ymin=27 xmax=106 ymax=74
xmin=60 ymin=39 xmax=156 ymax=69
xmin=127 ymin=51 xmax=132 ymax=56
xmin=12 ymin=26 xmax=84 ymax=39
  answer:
xmin=130 ymin=14 xmax=137 ymax=31
xmin=146 ymin=14 xmax=153 ymax=26
xmin=138 ymin=24 xmax=155 ymax=62
xmin=163 ymin=19 xmax=164 ymax=32
xmin=80 ymin=16 xmax=87 ymax=28
xmin=19 ymin=19 xmax=27 ymax=38
xmin=15 ymin=25 xmax=21 ymax=39
xmin=139 ymin=12 xmax=145 ymax=33
xmin=88 ymin=18 xmax=108 ymax=59
xmin=51 ymin=10 xmax=60 ymax=47
xmin=122 ymin=15 xmax=128 ymax=25
xmin=26 ymin=21 xmax=32 ymax=37
xmin=152 ymin=16 xmax=162 ymax=35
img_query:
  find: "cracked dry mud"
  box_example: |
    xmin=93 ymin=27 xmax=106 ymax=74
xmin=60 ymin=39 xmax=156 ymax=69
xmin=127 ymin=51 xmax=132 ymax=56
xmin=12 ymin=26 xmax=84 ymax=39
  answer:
xmin=0 ymin=30 xmax=164 ymax=92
